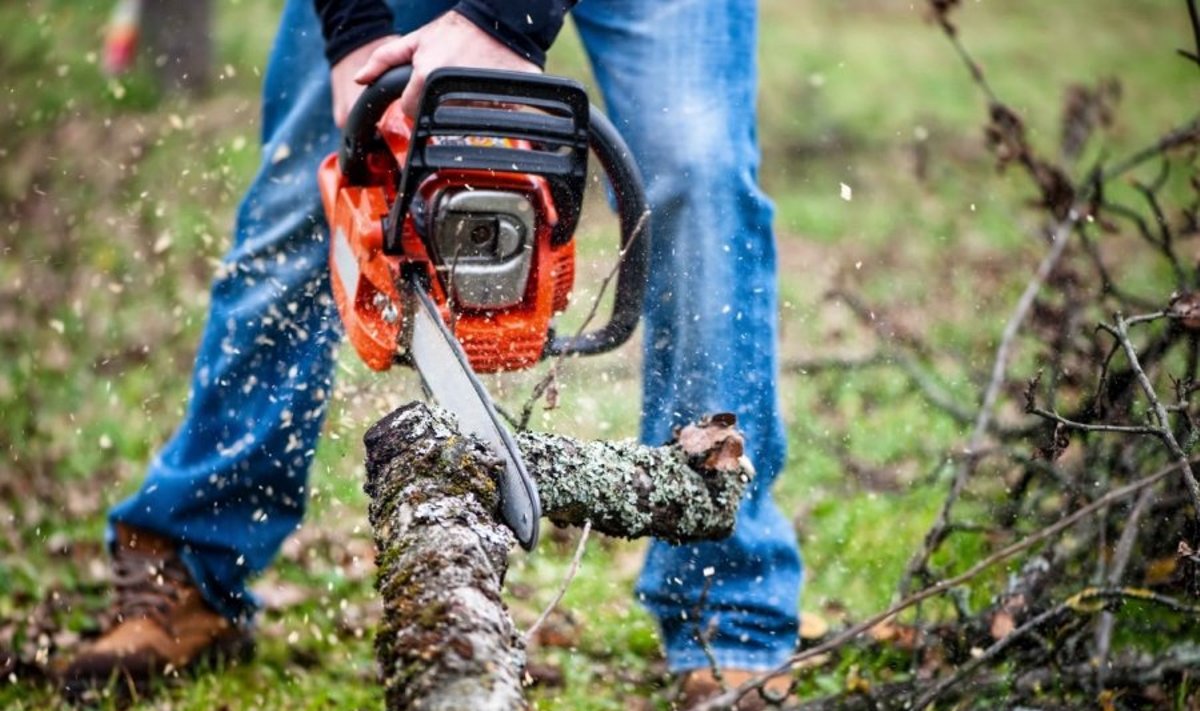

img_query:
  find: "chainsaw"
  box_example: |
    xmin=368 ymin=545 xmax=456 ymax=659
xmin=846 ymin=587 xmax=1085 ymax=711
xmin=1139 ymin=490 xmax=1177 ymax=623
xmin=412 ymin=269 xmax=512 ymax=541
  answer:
xmin=318 ymin=66 xmax=649 ymax=551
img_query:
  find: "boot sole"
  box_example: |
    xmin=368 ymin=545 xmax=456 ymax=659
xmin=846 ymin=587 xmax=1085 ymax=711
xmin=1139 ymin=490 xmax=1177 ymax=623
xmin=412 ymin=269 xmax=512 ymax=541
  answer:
xmin=60 ymin=631 xmax=256 ymax=705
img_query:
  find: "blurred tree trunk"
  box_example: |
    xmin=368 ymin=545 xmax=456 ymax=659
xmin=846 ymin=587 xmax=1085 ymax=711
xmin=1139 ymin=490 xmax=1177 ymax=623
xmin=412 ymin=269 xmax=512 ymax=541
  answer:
xmin=141 ymin=0 xmax=213 ymax=93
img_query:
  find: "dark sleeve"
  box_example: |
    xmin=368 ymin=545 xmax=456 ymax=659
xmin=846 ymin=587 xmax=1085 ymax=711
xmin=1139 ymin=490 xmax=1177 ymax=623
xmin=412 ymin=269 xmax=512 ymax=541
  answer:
xmin=313 ymin=0 xmax=395 ymax=66
xmin=451 ymin=0 xmax=578 ymax=68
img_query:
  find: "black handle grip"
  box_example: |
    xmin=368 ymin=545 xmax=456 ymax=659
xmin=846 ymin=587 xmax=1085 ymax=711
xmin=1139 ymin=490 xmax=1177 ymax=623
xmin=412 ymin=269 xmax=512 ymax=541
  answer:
xmin=339 ymin=65 xmax=413 ymax=186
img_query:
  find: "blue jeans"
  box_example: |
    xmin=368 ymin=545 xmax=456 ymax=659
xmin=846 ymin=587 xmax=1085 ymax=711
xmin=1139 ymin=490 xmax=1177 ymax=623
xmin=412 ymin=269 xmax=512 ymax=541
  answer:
xmin=110 ymin=0 xmax=801 ymax=673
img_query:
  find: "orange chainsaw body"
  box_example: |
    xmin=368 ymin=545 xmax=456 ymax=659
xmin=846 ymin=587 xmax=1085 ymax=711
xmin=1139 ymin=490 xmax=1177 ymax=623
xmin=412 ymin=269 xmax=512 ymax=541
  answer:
xmin=318 ymin=103 xmax=575 ymax=374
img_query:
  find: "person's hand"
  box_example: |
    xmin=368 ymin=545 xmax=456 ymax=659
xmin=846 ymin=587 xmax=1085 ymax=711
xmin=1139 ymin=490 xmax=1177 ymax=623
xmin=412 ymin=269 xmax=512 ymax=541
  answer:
xmin=354 ymin=10 xmax=540 ymax=119
xmin=331 ymin=35 xmax=398 ymax=128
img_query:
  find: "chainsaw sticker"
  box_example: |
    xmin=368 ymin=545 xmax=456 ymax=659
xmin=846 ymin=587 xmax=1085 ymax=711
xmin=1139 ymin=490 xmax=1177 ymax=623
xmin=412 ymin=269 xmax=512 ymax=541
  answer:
xmin=332 ymin=227 xmax=360 ymax=304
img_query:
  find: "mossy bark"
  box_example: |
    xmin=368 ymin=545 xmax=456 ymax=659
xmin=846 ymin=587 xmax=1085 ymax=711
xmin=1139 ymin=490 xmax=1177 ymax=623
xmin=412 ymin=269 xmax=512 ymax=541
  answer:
xmin=517 ymin=413 xmax=752 ymax=543
xmin=364 ymin=403 xmax=523 ymax=711
xmin=363 ymin=403 xmax=752 ymax=710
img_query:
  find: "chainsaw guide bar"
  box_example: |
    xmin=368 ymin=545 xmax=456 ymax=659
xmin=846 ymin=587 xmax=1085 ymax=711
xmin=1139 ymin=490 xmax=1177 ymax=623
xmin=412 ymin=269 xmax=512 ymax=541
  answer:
xmin=405 ymin=270 xmax=541 ymax=550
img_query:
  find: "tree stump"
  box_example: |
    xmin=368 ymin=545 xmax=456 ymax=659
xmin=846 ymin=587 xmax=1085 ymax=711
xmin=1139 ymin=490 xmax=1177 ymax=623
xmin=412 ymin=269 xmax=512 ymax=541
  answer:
xmin=363 ymin=403 xmax=752 ymax=710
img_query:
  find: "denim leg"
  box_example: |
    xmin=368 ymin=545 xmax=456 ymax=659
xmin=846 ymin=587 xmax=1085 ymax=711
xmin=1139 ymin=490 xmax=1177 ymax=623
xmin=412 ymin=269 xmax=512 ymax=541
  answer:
xmin=573 ymin=0 xmax=802 ymax=671
xmin=108 ymin=0 xmax=452 ymax=622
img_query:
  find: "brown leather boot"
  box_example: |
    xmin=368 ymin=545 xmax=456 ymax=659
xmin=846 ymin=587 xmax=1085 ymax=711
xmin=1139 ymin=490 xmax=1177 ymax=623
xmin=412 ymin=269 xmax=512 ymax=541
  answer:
xmin=677 ymin=668 xmax=796 ymax=710
xmin=60 ymin=524 xmax=253 ymax=697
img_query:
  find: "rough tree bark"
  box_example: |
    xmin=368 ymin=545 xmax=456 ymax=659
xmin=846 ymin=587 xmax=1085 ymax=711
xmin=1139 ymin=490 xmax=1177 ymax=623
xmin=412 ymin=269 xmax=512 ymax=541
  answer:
xmin=363 ymin=403 xmax=752 ymax=711
xmin=516 ymin=411 xmax=751 ymax=542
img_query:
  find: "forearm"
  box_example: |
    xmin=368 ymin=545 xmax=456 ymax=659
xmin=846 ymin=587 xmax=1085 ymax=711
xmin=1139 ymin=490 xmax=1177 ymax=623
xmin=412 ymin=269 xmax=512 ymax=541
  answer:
xmin=313 ymin=0 xmax=395 ymax=65
xmin=452 ymin=0 xmax=577 ymax=67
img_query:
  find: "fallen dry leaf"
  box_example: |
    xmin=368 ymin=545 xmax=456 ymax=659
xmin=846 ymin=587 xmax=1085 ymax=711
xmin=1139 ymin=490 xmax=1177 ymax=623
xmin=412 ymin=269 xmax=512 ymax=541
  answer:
xmin=1144 ymin=557 xmax=1178 ymax=586
xmin=990 ymin=610 xmax=1016 ymax=639
xmin=868 ymin=620 xmax=920 ymax=650
xmin=800 ymin=612 xmax=830 ymax=640
xmin=252 ymin=579 xmax=313 ymax=611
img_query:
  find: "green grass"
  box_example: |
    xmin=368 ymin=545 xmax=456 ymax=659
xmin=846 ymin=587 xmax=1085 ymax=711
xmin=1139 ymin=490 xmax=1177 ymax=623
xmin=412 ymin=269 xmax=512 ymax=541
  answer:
xmin=1 ymin=0 xmax=1197 ymax=708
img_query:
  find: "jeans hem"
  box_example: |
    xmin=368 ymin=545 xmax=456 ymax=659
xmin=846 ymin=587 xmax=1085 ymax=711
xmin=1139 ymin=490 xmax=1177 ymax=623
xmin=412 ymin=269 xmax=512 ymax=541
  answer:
xmin=175 ymin=545 xmax=258 ymax=626
xmin=663 ymin=647 xmax=796 ymax=675
xmin=107 ymin=514 xmax=256 ymax=626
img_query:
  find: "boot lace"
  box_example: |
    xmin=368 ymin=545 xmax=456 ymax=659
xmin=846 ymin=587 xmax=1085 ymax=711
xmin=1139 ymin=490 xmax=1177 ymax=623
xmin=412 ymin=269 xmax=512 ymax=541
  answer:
xmin=109 ymin=547 xmax=192 ymax=632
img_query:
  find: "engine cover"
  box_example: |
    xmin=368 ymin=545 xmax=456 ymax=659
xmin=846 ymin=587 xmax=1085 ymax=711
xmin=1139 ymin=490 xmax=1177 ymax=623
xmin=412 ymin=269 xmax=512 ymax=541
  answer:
xmin=428 ymin=189 xmax=536 ymax=310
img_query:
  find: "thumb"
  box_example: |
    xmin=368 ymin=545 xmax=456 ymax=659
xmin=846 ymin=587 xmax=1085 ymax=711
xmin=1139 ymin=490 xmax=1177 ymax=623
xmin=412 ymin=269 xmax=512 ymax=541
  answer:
xmin=399 ymin=72 xmax=427 ymax=120
xmin=354 ymin=33 xmax=419 ymax=84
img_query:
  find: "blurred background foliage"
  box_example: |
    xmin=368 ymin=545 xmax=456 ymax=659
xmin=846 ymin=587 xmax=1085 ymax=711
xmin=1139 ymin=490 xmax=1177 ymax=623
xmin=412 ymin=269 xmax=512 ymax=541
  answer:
xmin=0 ymin=0 xmax=1195 ymax=708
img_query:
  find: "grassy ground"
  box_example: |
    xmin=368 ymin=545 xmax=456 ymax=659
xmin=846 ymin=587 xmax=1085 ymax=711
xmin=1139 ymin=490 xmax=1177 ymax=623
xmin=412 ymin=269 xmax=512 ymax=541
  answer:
xmin=0 ymin=0 xmax=1195 ymax=708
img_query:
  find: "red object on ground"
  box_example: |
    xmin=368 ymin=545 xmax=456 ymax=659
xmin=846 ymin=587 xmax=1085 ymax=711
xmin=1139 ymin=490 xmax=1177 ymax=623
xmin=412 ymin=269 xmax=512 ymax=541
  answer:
xmin=103 ymin=0 xmax=142 ymax=75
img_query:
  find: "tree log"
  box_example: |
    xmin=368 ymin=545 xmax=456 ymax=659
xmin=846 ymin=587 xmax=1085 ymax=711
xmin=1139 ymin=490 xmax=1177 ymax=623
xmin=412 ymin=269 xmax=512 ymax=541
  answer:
xmin=365 ymin=404 xmax=522 ymax=711
xmin=363 ymin=402 xmax=753 ymax=710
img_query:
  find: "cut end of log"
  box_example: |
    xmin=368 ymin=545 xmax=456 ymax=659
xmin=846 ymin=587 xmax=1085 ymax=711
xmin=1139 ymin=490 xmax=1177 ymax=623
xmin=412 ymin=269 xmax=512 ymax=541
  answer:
xmin=363 ymin=402 xmax=502 ymax=511
xmin=675 ymin=412 xmax=746 ymax=472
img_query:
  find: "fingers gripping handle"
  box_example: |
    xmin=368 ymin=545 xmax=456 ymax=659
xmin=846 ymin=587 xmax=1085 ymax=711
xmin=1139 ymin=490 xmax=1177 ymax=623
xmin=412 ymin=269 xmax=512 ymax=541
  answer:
xmin=340 ymin=65 xmax=413 ymax=186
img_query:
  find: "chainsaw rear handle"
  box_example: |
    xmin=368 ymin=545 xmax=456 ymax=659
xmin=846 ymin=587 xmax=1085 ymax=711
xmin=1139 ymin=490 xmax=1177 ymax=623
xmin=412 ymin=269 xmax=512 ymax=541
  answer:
xmin=543 ymin=109 xmax=648 ymax=359
xmin=339 ymin=65 xmax=649 ymax=359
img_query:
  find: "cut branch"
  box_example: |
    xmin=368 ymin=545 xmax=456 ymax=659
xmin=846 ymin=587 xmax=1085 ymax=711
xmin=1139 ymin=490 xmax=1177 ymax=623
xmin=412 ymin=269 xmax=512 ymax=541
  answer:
xmin=365 ymin=403 xmax=525 ymax=711
xmin=518 ymin=413 xmax=752 ymax=542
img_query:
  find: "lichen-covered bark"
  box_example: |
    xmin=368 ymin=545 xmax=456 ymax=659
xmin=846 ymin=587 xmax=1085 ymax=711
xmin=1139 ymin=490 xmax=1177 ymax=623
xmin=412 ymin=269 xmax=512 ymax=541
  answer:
xmin=363 ymin=404 xmax=752 ymax=710
xmin=364 ymin=403 xmax=524 ymax=711
xmin=518 ymin=413 xmax=752 ymax=543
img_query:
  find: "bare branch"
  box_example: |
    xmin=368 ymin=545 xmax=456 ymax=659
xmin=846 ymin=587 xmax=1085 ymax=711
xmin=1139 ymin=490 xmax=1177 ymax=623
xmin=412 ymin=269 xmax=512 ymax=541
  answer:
xmin=523 ymin=520 xmax=591 ymax=645
xmin=911 ymin=602 xmax=1070 ymax=710
xmin=1026 ymin=405 xmax=1161 ymax=436
xmin=1181 ymin=0 xmax=1200 ymax=68
xmin=912 ymin=584 xmax=1200 ymax=710
xmin=905 ymin=116 xmax=1200 ymax=591
xmin=902 ymin=212 xmax=1079 ymax=592
xmin=1093 ymin=485 xmax=1155 ymax=687
xmin=1106 ymin=313 xmax=1200 ymax=517
xmin=692 ymin=462 xmax=1185 ymax=711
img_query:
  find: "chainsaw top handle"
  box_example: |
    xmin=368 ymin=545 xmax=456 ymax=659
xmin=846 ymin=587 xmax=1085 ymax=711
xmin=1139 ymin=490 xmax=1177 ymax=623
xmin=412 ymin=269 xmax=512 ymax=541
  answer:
xmin=339 ymin=65 xmax=649 ymax=360
xmin=340 ymin=65 xmax=414 ymax=186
